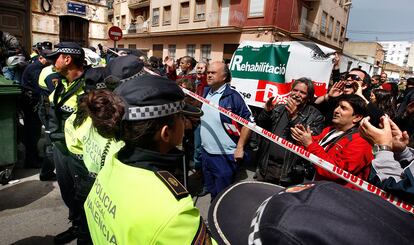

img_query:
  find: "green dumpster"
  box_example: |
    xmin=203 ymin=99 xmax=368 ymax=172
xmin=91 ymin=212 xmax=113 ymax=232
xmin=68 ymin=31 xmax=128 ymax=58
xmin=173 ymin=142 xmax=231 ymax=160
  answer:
xmin=0 ymin=75 xmax=21 ymax=184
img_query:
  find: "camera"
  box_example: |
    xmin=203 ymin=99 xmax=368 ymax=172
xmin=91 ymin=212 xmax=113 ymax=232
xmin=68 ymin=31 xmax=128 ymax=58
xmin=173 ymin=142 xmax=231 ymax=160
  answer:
xmin=281 ymin=161 xmax=315 ymax=186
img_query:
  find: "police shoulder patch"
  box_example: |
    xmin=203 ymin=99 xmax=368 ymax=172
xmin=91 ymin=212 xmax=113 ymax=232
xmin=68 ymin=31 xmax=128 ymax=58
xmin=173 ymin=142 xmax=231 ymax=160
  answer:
xmin=155 ymin=171 xmax=189 ymax=200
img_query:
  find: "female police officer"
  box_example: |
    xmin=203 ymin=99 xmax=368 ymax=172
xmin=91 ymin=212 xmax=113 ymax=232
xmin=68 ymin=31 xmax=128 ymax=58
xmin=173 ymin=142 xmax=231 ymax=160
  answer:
xmin=83 ymin=74 xmax=213 ymax=245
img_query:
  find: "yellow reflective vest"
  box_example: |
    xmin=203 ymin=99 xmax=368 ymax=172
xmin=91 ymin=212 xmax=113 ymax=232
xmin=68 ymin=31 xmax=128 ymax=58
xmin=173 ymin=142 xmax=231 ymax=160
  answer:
xmin=48 ymin=76 xmax=85 ymax=143
xmin=85 ymin=157 xmax=212 ymax=245
xmin=38 ymin=65 xmax=56 ymax=91
xmin=65 ymin=113 xmax=125 ymax=174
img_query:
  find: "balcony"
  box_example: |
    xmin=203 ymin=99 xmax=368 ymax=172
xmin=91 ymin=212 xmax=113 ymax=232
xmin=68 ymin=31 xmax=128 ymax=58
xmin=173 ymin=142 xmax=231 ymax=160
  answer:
xmin=298 ymin=19 xmax=320 ymax=39
xmin=207 ymin=10 xmax=246 ymax=28
xmin=128 ymin=0 xmax=150 ymax=9
xmin=126 ymin=20 xmax=150 ymax=34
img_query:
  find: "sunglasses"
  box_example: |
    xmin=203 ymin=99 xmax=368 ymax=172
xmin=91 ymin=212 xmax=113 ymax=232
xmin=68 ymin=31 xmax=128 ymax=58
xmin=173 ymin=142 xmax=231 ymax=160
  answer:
xmin=345 ymin=74 xmax=362 ymax=81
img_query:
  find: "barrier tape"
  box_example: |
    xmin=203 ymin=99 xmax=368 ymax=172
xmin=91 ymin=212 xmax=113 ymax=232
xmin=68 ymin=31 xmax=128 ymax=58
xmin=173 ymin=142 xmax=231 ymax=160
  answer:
xmin=182 ymin=87 xmax=414 ymax=215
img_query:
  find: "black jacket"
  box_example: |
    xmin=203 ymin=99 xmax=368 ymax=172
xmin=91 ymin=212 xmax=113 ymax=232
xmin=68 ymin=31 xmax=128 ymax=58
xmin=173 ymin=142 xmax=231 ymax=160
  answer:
xmin=118 ymin=145 xmax=186 ymax=183
xmin=256 ymin=103 xmax=324 ymax=184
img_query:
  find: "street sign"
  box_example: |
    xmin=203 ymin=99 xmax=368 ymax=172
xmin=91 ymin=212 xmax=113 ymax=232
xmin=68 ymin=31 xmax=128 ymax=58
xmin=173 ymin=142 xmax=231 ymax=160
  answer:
xmin=108 ymin=26 xmax=123 ymax=41
xmin=67 ymin=2 xmax=86 ymax=16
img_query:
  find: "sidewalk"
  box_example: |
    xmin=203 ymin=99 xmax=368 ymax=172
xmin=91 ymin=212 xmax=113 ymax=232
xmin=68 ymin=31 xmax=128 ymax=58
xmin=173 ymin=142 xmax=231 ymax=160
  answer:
xmin=0 ymin=168 xmax=74 ymax=245
xmin=0 ymin=162 xmax=255 ymax=244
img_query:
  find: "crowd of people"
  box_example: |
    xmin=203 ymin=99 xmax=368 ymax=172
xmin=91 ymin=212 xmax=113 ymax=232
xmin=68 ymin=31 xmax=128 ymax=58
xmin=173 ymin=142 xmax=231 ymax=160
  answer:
xmin=0 ymin=31 xmax=414 ymax=244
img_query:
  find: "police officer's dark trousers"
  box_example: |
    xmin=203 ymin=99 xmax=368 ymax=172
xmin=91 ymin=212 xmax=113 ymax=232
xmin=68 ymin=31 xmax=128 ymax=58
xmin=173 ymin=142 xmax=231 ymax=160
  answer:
xmin=67 ymin=153 xmax=94 ymax=244
xmin=53 ymin=142 xmax=81 ymax=222
xmin=21 ymin=91 xmax=42 ymax=168
xmin=38 ymin=95 xmax=55 ymax=177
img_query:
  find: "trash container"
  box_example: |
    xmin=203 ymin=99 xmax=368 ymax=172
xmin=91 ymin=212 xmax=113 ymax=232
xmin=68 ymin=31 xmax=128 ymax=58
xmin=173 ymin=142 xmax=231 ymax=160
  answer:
xmin=0 ymin=75 xmax=21 ymax=184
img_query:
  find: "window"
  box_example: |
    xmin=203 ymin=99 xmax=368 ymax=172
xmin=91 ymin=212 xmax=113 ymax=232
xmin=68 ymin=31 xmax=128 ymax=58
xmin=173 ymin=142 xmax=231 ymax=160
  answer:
xmin=153 ymin=44 xmax=163 ymax=58
xmin=168 ymin=45 xmax=176 ymax=59
xmin=186 ymin=44 xmax=196 ymax=57
xmin=334 ymin=21 xmax=340 ymax=40
xmin=327 ymin=16 xmax=334 ymax=37
xmin=108 ymin=16 xmax=113 ymax=24
xmin=163 ymin=6 xmax=171 ymax=25
xmin=340 ymin=26 xmax=345 ymax=38
xmin=194 ymin=0 xmax=206 ymax=21
xmin=320 ymin=11 xmax=327 ymax=34
xmin=121 ymin=15 xmax=126 ymax=29
xmin=249 ymin=0 xmax=264 ymax=17
xmin=200 ymin=44 xmax=211 ymax=61
xmin=180 ymin=2 xmax=190 ymax=23
xmin=129 ymin=44 xmax=136 ymax=49
xmin=152 ymin=8 xmax=159 ymax=26
xmin=115 ymin=16 xmax=120 ymax=27
xmin=107 ymin=0 xmax=114 ymax=9
xmin=339 ymin=26 xmax=345 ymax=44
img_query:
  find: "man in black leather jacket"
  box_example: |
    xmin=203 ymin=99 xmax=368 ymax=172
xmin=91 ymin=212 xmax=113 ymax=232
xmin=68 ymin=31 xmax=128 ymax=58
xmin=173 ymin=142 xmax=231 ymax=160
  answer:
xmin=255 ymin=77 xmax=325 ymax=186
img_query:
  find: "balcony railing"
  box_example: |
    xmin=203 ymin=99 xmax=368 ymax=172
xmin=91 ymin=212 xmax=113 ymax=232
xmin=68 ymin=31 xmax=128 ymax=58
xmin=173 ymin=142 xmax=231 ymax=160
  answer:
xmin=298 ymin=19 xmax=320 ymax=39
xmin=128 ymin=0 xmax=150 ymax=9
xmin=126 ymin=20 xmax=150 ymax=34
xmin=207 ymin=10 xmax=246 ymax=28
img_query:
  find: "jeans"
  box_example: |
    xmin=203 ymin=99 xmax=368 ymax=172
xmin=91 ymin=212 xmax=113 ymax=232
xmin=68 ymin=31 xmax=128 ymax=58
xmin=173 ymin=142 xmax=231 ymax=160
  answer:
xmin=201 ymin=148 xmax=238 ymax=199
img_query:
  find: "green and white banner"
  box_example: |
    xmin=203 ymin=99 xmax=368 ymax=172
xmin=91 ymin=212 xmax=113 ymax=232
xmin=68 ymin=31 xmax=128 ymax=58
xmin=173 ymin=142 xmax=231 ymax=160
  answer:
xmin=230 ymin=41 xmax=335 ymax=107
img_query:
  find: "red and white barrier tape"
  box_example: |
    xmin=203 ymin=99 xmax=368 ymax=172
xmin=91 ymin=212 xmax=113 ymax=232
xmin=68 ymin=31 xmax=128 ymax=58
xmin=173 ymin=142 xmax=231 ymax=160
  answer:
xmin=182 ymin=87 xmax=414 ymax=215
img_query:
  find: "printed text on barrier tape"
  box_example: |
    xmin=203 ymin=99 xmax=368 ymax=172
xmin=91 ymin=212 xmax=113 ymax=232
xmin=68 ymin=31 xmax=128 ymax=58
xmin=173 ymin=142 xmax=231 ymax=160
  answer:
xmin=182 ymin=87 xmax=414 ymax=215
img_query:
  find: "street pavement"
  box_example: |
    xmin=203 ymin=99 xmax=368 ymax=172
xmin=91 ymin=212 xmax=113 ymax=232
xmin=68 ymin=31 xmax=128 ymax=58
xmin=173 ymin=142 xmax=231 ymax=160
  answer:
xmin=0 ymin=161 xmax=256 ymax=244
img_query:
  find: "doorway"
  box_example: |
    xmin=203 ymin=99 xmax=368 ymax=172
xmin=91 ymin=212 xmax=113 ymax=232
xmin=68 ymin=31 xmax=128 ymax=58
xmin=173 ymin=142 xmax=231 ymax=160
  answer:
xmin=59 ymin=16 xmax=89 ymax=47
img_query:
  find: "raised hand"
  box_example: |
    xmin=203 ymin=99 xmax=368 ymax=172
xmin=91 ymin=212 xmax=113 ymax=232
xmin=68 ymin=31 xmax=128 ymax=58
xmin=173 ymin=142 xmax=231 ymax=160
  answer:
xmin=291 ymin=124 xmax=313 ymax=147
xmin=264 ymin=96 xmax=277 ymax=112
xmin=359 ymin=116 xmax=392 ymax=147
xmin=389 ymin=118 xmax=409 ymax=153
xmin=328 ymin=80 xmax=345 ymax=98
xmin=286 ymin=97 xmax=299 ymax=119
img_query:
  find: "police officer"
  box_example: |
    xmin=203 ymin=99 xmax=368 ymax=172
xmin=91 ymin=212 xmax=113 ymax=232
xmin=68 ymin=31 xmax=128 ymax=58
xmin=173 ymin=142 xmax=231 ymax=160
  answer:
xmin=34 ymin=42 xmax=60 ymax=180
xmin=44 ymin=42 xmax=86 ymax=244
xmin=20 ymin=45 xmax=53 ymax=169
xmin=84 ymin=75 xmax=213 ymax=244
xmin=63 ymin=56 xmax=144 ymax=244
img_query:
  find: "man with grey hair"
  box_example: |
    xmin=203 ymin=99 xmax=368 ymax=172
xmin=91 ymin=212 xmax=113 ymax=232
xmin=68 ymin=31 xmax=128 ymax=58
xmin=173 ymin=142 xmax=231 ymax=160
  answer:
xmin=255 ymin=78 xmax=325 ymax=186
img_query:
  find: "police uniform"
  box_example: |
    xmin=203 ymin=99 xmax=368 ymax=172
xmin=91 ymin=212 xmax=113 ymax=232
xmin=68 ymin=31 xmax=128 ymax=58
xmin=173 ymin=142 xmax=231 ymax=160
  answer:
xmin=85 ymin=151 xmax=210 ymax=245
xmin=45 ymin=43 xmax=86 ymax=223
xmin=84 ymin=74 xmax=213 ymax=245
xmin=65 ymin=113 xmax=125 ymax=198
xmin=38 ymin=64 xmax=61 ymax=179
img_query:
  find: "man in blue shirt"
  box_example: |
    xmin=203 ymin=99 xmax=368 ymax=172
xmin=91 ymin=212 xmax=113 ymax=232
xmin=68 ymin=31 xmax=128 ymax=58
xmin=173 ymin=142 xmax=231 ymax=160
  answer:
xmin=200 ymin=61 xmax=253 ymax=199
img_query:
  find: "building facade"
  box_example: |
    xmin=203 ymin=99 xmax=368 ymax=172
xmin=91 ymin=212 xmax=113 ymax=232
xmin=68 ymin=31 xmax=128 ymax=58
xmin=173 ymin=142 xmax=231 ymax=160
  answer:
xmin=0 ymin=0 xmax=108 ymax=53
xmin=343 ymin=41 xmax=385 ymax=75
xmin=0 ymin=0 xmax=32 ymax=52
xmin=110 ymin=0 xmax=352 ymax=61
xmin=31 ymin=0 xmax=108 ymax=48
xmin=380 ymin=41 xmax=412 ymax=68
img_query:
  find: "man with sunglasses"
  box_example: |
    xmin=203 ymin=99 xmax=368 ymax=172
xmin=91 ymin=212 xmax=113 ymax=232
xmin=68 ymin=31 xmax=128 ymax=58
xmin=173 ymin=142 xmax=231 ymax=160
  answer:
xmin=315 ymin=68 xmax=371 ymax=125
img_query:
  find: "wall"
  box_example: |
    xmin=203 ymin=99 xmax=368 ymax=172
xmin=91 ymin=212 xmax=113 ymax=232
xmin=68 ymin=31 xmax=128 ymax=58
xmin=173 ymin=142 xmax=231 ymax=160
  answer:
xmin=120 ymin=31 xmax=274 ymax=60
xmin=340 ymin=53 xmax=374 ymax=76
xmin=31 ymin=0 xmax=108 ymax=47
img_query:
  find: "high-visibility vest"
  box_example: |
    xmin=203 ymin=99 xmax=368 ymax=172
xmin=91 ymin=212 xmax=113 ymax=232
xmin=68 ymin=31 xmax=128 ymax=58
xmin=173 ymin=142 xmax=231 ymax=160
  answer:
xmin=84 ymin=156 xmax=211 ymax=245
xmin=65 ymin=113 xmax=124 ymax=174
xmin=39 ymin=65 xmax=52 ymax=90
xmin=48 ymin=76 xmax=84 ymax=142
